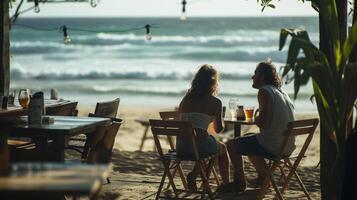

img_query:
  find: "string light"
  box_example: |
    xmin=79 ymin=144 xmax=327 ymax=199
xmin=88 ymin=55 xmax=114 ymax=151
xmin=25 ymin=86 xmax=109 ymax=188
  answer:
xmin=90 ymin=0 xmax=98 ymax=8
xmin=13 ymin=23 xmax=158 ymax=43
xmin=181 ymin=0 xmax=187 ymax=21
xmin=34 ymin=0 xmax=40 ymax=13
xmin=145 ymin=24 xmax=152 ymax=41
xmin=62 ymin=25 xmax=71 ymax=44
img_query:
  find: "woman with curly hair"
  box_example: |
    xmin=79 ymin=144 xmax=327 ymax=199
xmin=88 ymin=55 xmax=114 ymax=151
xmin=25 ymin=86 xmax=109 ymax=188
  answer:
xmin=226 ymin=60 xmax=295 ymax=192
xmin=178 ymin=64 xmax=230 ymax=191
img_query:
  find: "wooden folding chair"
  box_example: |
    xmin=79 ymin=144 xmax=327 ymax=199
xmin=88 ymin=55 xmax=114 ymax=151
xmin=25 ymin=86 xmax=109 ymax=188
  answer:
xmin=150 ymin=119 xmax=218 ymax=200
xmin=86 ymin=116 xmax=122 ymax=184
xmin=68 ymin=98 xmax=120 ymax=158
xmin=257 ymin=118 xmax=319 ymax=200
xmin=46 ymin=101 xmax=78 ymax=116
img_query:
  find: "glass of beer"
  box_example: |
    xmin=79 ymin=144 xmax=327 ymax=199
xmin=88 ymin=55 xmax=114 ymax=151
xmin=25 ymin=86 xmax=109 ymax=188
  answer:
xmin=244 ymin=106 xmax=255 ymax=121
xmin=18 ymin=89 xmax=30 ymax=109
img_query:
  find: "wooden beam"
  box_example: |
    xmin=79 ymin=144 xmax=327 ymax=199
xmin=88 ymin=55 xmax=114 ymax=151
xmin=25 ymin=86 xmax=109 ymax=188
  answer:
xmin=0 ymin=0 xmax=10 ymax=96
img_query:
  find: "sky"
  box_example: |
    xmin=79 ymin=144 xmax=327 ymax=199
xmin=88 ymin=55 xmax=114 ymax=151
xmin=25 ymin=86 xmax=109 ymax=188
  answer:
xmin=13 ymin=0 xmax=317 ymax=17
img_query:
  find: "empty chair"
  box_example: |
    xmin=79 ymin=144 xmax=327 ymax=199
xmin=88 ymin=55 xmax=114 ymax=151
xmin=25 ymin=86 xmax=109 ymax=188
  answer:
xmin=257 ymin=118 xmax=319 ymax=200
xmin=46 ymin=101 xmax=78 ymax=116
xmin=68 ymin=98 xmax=120 ymax=158
xmin=138 ymin=110 xmax=179 ymax=151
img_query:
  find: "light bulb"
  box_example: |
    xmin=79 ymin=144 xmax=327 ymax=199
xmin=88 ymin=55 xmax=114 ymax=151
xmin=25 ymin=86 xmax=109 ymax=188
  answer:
xmin=64 ymin=36 xmax=71 ymax=44
xmin=145 ymin=24 xmax=152 ymax=41
xmin=90 ymin=0 xmax=98 ymax=7
xmin=146 ymin=33 xmax=152 ymax=41
xmin=180 ymin=13 xmax=187 ymax=21
xmin=34 ymin=5 xmax=40 ymax=13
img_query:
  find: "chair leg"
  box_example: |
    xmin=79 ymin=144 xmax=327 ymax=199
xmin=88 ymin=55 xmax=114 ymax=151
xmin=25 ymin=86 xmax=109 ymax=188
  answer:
xmin=139 ymin=125 xmax=149 ymax=151
xmin=282 ymin=159 xmax=311 ymax=200
xmin=211 ymin=159 xmax=221 ymax=186
xmin=198 ymin=160 xmax=214 ymax=200
xmin=257 ymin=161 xmax=284 ymax=200
xmin=165 ymin=161 xmax=179 ymax=198
xmin=156 ymin=167 xmax=168 ymax=200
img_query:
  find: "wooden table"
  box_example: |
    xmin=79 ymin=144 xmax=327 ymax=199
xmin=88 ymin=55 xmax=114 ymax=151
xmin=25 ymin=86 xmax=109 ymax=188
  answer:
xmin=0 ymin=99 xmax=77 ymax=118
xmin=0 ymin=162 xmax=109 ymax=200
xmin=224 ymin=118 xmax=255 ymax=138
xmin=0 ymin=116 xmax=111 ymax=162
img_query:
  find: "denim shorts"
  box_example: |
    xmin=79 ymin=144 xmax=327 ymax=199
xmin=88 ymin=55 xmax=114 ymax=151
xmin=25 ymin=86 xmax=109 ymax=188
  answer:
xmin=233 ymin=134 xmax=275 ymax=158
xmin=176 ymin=135 xmax=218 ymax=159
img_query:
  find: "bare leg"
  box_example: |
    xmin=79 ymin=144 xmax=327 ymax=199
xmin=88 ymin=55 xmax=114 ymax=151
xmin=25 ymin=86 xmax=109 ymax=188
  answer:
xmin=248 ymin=155 xmax=267 ymax=179
xmin=226 ymin=140 xmax=246 ymax=184
xmin=216 ymin=141 xmax=230 ymax=185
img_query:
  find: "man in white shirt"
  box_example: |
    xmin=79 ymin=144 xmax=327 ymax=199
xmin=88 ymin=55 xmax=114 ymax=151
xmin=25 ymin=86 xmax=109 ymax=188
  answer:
xmin=225 ymin=61 xmax=295 ymax=192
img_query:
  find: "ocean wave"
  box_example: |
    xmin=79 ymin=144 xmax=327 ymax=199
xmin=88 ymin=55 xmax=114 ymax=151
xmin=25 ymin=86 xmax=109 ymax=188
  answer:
xmin=96 ymin=33 xmax=279 ymax=45
xmin=10 ymin=68 xmax=253 ymax=81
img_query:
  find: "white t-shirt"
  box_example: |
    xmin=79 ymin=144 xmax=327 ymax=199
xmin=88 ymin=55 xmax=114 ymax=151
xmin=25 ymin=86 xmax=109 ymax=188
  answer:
xmin=256 ymin=85 xmax=295 ymax=156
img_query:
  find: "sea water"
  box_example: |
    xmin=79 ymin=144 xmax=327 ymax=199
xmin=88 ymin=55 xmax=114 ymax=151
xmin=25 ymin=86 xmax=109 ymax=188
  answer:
xmin=10 ymin=17 xmax=319 ymax=112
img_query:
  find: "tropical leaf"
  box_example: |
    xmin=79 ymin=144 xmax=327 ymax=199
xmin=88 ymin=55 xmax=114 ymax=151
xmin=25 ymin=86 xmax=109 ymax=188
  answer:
xmin=343 ymin=22 xmax=357 ymax=60
xmin=319 ymin=0 xmax=341 ymax=69
xmin=312 ymin=80 xmax=337 ymax=146
xmin=340 ymin=62 xmax=357 ymax=126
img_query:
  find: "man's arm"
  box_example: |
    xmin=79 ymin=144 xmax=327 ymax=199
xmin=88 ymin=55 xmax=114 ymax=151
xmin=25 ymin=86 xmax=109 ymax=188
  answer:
xmin=255 ymin=89 xmax=272 ymax=129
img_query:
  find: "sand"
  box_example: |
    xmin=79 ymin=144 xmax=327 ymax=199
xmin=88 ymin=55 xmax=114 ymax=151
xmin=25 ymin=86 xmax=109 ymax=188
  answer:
xmin=75 ymin=105 xmax=321 ymax=200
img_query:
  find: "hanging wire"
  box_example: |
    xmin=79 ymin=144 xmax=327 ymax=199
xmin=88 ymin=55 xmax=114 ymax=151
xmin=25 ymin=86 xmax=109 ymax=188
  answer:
xmin=12 ymin=23 xmax=159 ymax=43
xmin=13 ymin=23 xmax=158 ymax=33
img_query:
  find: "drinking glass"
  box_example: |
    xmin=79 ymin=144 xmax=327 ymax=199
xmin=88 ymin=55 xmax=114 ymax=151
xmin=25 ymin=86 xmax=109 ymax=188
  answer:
xmin=228 ymin=99 xmax=238 ymax=119
xmin=18 ymin=89 xmax=30 ymax=109
xmin=244 ymin=106 xmax=255 ymax=121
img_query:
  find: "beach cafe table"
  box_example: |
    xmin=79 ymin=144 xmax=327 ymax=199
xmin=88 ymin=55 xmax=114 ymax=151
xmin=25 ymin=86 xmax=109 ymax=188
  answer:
xmin=0 ymin=162 xmax=109 ymax=200
xmin=224 ymin=118 xmax=256 ymax=138
xmin=0 ymin=116 xmax=111 ymax=162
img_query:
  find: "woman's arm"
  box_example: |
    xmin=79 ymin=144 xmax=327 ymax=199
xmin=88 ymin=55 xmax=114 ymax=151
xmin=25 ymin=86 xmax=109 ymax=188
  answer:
xmin=255 ymin=89 xmax=272 ymax=129
xmin=212 ymin=98 xmax=225 ymax=133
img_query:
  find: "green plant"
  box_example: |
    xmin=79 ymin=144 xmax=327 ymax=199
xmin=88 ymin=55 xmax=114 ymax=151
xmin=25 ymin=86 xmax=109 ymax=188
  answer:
xmin=278 ymin=1 xmax=357 ymax=198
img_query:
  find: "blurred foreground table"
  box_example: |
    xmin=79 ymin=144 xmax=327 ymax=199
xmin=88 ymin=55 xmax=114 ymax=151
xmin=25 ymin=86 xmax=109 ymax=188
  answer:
xmin=0 ymin=163 xmax=109 ymax=200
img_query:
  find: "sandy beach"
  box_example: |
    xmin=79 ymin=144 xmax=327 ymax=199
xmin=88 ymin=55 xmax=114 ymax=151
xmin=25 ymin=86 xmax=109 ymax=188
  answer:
xmin=74 ymin=105 xmax=321 ymax=200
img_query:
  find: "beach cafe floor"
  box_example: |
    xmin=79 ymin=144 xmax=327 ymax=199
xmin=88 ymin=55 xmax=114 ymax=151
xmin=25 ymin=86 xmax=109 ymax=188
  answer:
xmin=78 ymin=150 xmax=321 ymax=200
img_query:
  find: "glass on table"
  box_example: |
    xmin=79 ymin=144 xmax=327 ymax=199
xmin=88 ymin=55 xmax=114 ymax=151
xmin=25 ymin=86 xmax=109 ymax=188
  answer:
xmin=228 ymin=98 xmax=238 ymax=119
xmin=244 ymin=106 xmax=255 ymax=121
xmin=18 ymin=89 xmax=30 ymax=109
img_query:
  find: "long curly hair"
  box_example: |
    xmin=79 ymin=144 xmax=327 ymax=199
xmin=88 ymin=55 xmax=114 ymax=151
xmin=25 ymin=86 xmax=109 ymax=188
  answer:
xmin=186 ymin=64 xmax=219 ymax=101
xmin=256 ymin=61 xmax=282 ymax=88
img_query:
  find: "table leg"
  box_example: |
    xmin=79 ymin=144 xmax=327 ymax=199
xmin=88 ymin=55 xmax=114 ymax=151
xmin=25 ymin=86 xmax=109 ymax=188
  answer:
xmin=51 ymin=137 xmax=65 ymax=162
xmin=234 ymin=124 xmax=241 ymax=138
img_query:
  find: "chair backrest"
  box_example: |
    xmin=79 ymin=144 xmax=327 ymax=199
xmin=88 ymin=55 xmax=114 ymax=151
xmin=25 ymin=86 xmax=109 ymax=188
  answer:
xmin=46 ymin=102 xmax=78 ymax=116
xmin=276 ymin=118 xmax=319 ymax=161
xmin=86 ymin=118 xmax=122 ymax=164
xmin=159 ymin=111 xmax=179 ymax=149
xmin=159 ymin=111 xmax=179 ymax=120
xmin=94 ymin=98 xmax=120 ymax=118
xmin=149 ymin=119 xmax=200 ymax=160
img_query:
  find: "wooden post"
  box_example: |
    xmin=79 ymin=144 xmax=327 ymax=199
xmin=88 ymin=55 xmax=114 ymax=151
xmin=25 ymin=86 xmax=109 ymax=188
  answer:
xmin=0 ymin=0 xmax=10 ymax=96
